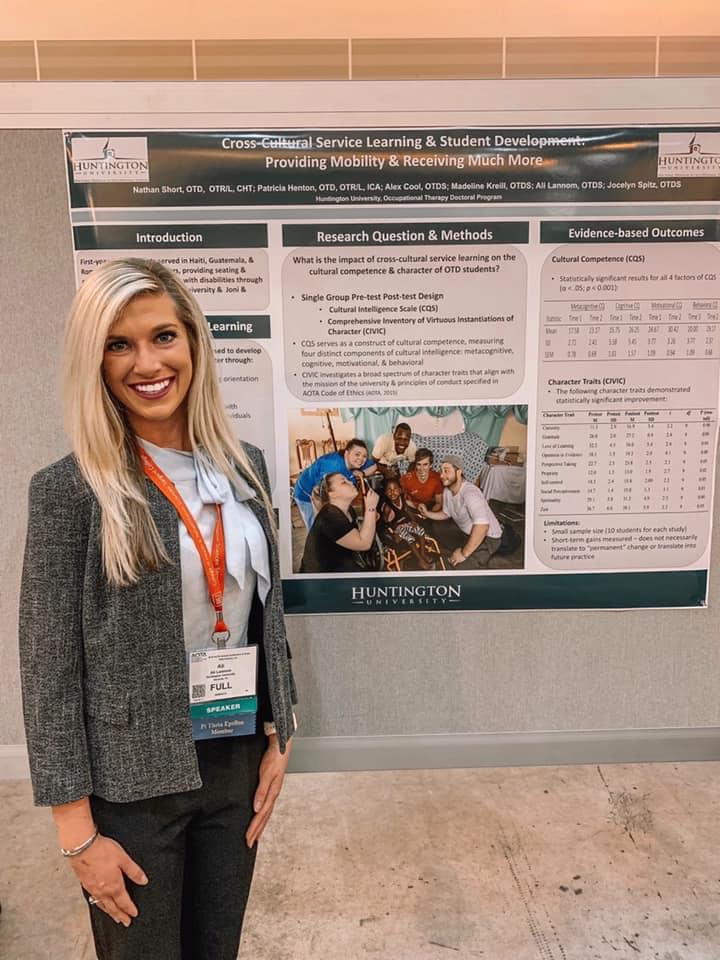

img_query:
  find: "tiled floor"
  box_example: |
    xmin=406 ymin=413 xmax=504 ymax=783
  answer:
xmin=1 ymin=761 xmax=718 ymax=959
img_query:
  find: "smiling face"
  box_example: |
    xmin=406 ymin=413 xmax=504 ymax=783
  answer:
xmin=385 ymin=480 xmax=402 ymax=504
xmin=102 ymin=292 xmax=193 ymax=445
xmin=440 ymin=462 xmax=461 ymax=488
xmin=415 ymin=456 xmax=432 ymax=482
xmin=344 ymin=443 xmax=368 ymax=470
xmin=393 ymin=426 xmax=412 ymax=454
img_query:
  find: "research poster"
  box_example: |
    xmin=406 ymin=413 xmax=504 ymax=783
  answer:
xmin=64 ymin=124 xmax=720 ymax=613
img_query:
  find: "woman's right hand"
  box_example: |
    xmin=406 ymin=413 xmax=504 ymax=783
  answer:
xmin=364 ymin=488 xmax=380 ymax=513
xmin=71 ymin=835 xmax=148 ymax=927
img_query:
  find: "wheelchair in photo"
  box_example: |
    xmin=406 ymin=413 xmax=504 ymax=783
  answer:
xmin=352 ymin=525 xmax=447 ymax=572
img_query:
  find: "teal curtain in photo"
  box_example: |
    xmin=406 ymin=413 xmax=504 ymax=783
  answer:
xmin=340 ymin=405 xmax=528 ymax=447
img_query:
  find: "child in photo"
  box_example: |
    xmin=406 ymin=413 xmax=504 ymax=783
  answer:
xmin=380 ymin=479 xmax=434 ymax=570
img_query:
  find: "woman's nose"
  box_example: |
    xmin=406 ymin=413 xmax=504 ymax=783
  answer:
xmin=132 ymin=343 xmax=163 ymax=377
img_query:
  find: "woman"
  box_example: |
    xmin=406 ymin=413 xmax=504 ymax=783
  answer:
xmin=299 ymin=471 xmax=379 ymax=572
xmin=19 ymin=258 xmax=297 ymax=960
xmin=293 ymin=438 xmax=376 ymax=529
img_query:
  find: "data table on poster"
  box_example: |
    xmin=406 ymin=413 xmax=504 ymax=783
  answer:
xmin=538 ymin=407 xmax=715 ymax=517
xmin=536 ymin=237 xmax=720 ymax=571
xmin=542 ymin=298 xmax=720 ymax=363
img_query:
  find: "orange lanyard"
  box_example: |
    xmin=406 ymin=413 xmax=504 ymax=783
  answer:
xmin=137 ymin=445 xmax=230 ymax=641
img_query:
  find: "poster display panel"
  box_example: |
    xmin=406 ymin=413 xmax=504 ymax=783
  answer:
xmin=63 ymin=124 xmax=720 ymax=613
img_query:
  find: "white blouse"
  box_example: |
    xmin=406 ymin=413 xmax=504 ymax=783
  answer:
xmin=138 ymin=439 xmax=271 ymax=652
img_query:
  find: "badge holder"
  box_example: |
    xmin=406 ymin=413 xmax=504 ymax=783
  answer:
xmin=137 ymin=445 xmax=260 ymax=741
xmin=189 ymin=643 xmax=258 ymax=740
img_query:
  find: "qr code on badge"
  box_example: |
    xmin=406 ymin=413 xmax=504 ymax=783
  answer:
xmin=192 ymin=684 xmax=206 ymax=700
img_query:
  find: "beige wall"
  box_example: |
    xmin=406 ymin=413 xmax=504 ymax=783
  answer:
xmin=499 ymin=414 xmax=527 ymax=454
xmin=286 ymin=411 xmax=528 ymax=469
xmin=5 ymin=0 xmax=720 ymax=40
xmin=2 ymin=1 xmax=719 ymax=81
xmin=287 ymin=410 xmax=357 ymax=472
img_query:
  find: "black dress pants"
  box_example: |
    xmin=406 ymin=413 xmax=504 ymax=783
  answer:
xmin=88 ymin=731 xmax=266 ymax=960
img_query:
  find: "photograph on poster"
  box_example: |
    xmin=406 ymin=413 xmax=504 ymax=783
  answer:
xmin=288 ymin=405 xmax=527 ymax=575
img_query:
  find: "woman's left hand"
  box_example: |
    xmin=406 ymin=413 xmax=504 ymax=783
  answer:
xmin=246 ymin=734 xmax=292 ymax=848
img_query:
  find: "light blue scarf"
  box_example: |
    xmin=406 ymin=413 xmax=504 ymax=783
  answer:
xmin=193 ymin=449 xmax=271 ymax=604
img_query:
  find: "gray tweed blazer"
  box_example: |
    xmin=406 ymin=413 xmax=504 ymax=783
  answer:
xmin=19 ymin=443 xmax=296 ymax=806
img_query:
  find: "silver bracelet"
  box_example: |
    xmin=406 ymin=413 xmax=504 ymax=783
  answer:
xmin=61 ymin=827 xmax=99 ymax=858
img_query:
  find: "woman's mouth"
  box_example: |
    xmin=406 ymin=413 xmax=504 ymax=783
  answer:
xmin=128 ymin=377 xmax=175 ymax=400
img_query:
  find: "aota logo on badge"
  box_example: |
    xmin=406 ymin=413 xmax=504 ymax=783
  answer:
xmin=71 ymin=136 xmax=150 ymax=183
xmin=657 ymin=132 xmax=720 ymax=178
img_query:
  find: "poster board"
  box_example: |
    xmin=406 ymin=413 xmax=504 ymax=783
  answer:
xmin=61 ymin=108 xmax=720 ymax=614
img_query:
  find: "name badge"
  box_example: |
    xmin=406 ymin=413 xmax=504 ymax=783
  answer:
xmin=188 ymin=645 xmax=258 ymax=740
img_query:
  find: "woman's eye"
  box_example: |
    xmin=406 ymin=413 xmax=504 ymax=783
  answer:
xmin=105 ymin=340 xmax=128 ymax=352
xmin=156 ymin=330 xmax=177 ymax=344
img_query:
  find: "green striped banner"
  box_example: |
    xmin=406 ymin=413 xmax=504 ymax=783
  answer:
xmin=190 ymin=696 xmax=258 ymax=719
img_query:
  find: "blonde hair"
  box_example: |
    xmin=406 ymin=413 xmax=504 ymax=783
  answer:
xmin=63 ymin=257 xmax=275 ymax=586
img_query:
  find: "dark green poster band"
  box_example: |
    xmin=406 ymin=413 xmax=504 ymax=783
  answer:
xmin=283 ymin=571 xmax=708 ymax=615
xmin=66 ymin=127 xmax=720 ymax=208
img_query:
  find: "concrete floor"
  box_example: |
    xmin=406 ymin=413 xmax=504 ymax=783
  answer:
xmin=1 ymin=761 xmax=718 ymax=959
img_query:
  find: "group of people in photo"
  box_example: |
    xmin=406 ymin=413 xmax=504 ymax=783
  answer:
xmin=295 ymin=423 xmax=505 ymax=573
